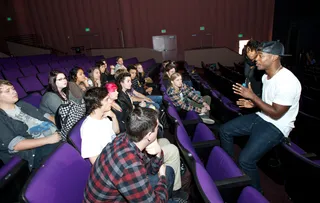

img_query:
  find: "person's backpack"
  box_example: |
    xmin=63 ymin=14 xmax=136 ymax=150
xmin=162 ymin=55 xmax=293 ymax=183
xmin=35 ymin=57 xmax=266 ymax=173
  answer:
xmin=55 ymin=100 xmax=86 ymax=140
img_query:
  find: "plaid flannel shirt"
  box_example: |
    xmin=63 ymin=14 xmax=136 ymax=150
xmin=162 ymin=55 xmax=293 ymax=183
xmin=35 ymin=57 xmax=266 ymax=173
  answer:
xmin=83 ymin=133 xmax=168 ymax=203
xmin=167 ymin=84 xmax=204 ymax=113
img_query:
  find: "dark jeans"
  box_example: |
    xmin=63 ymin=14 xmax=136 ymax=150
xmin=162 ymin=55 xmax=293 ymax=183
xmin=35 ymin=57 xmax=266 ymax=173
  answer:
xmin=33 ymin=142 xmax=61 ymax=169
xmin=148 ymin=166 xmax=176 ymax=203
xmin=219 ymin=113 xmax=284 ymax=192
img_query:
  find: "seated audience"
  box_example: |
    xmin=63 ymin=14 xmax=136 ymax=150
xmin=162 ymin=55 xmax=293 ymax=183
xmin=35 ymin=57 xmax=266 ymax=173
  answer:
xmin=84 ymin=107 xmax=184 ymax=202
xmin=87 ymin=66 xmax=101 ymax=87
xmin=167 ymin=73 xmax=215 ymax=124
xmin=114 ymin=56 xmax=127 ymax=72
xmin=40 ymin=70 xmax=69 ymax=116
xmin=68 ymin=66 xmax=89 ymax=104
xmin=0 ymin=80 xmax=62 ymax=169
xmin=81 ymin=87 xmax=119 ymax=164
xmin=97 ymin=60 xmax=115 ymax=86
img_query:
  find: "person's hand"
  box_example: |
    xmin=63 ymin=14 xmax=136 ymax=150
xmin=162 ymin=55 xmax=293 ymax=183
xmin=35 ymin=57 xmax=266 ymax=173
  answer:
xmin=47 ymin=132 xmax=62 ymax=144
xmin=232 ymin=83 xmax=255 ymax=99
xmin=236 ymin=98 xmax=255 ymax=108
xmin=158 ymin=164 xmax=166 ymax=177
xmin=139 ymin=101 xmax=147 ymax=107
xmin=201 ymin=107 xmax=208 ymax=114
xmin=110 ymin=65 xmax=115 ymax=70
xmin=145 ymin=139 xmax=161 ymax=155
xmin=96 ymin=79 xmax=101 ymax=87
xmin=103 ymin=110 xmax=116 ymax=119
xmin=83 ymin=77 xmax=89 ymax=87
xmin=203 ymin=102 xmax=210 ymax=110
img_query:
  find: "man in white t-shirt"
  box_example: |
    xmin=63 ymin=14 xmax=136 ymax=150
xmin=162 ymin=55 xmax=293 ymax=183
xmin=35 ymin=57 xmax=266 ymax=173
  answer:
xmin=219 ymin=41 xmax=301 ymax=192
xmin=81 ymin=87 xmax=120 ymax=164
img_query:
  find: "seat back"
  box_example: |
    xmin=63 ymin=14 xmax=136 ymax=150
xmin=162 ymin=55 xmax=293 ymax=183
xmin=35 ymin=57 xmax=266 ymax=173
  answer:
xmin=10 ymin=80 xmax=28 ymax=99
xmin=2 ymin=69 xmax=23 ymax=80
xmin=21 ymin=143 xmax=91 ymax=203
xmin=18 ymin=76 xmax=44 ymax=93
xmin=237 ymin=186 xmax=269 ymax=203
xmin=67 ymin=118 xmax=85 ymax=152
xmin=206 ymin=146 xmax=243 ymax=181
xmin=194 ymin=162 xmax=224 ymax=203
xmin=36 ymin=64 xmax=52 ymax=73
xmin=176 ymin=125 xmax=202 ymax=164
xmin=20 ymin=66 xmax=39 ymax=77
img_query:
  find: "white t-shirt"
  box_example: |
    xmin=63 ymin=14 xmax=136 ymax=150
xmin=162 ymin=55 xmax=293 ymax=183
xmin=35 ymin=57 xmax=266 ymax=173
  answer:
xmin=80 ymin=116 xmax=116 ymax=159
xmin=256 ymin=68 xmax=301 ymax=137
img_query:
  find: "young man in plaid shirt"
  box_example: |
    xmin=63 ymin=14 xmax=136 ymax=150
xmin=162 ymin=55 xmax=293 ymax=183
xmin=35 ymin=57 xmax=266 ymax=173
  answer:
xmin=83 ymin=107 xmax=177 ymax=202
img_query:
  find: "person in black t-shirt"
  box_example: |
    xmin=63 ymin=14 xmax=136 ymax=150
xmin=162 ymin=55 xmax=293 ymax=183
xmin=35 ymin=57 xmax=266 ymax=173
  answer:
xmin=243 ymin=39 xmax=264 ymax=98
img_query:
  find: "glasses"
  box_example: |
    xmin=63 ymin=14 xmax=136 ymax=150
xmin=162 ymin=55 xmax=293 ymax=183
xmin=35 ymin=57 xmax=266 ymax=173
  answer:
xmin=57 ymin=77 xmax=66 ymax=81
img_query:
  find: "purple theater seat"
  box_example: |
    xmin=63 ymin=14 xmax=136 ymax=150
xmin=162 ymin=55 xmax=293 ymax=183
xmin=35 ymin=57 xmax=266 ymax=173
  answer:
xmin=21 ymin=143 xmax=91 ymax=203
xmin=237 ymin=186 xmax=269 ymax=203
xmin=123 ymin=57 xmax=138 ymax=67
xmin=290 ymin=142 xmax=306 ymax=154
xmin=36 ymin=64 xmax=52 ymax=73
xmin=184 ymin=111 xmax=200 ymax=121
xmin=3 ymin=63 xmax=20 ymax=70
xmin=141 ymin=58 xmax=156 ymax=71
xmin=2 ymin=69 xmax=24 ymax=80
xmin=18 ymin=76 xmax=44 ymax=93
xmin=176 ymin=126 xmax=202 ymax=164
xmin=106 ymin=56 xmax=117 ymax=66
xmin=22 ymin=92 xmax=42 ymax=108
xmin=10 ymin=80 xmax=28 ymax=99
xmin=37 ymin=72 xmax=49 ymax=86
xmin=20 ymin=66 xmax=39 ymax=77
xmin=0 ymin=156 xmax=23 ymax=180
xmin=0 ymin=73 xmax=3 ymax=79
xmin=195 ymin=162 xmax=224 ymax=203
xmin=17 ymin=60 xmax=32 ymax=68
xmin=68 ymin=118 xmax=85 ymax=152
xmin=192 ymin=123 xmax=216 ymax=143
xmin=206 ymin=146 xmax=243 ymax=181
xmin=51 ymin=67 xmax=68 ymax=76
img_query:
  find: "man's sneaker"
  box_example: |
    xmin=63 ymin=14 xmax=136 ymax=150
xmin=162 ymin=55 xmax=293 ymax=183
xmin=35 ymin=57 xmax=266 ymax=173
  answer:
xmin=172 ymin=189 xmax=188 ymax=203
xmin=201 ymin=117 xmax=215 ymax=125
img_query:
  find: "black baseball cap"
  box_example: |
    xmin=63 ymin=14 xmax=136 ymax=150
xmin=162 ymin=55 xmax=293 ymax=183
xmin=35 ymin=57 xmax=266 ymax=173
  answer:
xmin=257 ymin=41 xmax=291 ymax=57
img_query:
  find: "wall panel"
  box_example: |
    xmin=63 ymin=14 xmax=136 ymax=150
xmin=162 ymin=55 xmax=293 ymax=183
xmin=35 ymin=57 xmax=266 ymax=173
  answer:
xmin=1 ymin=0 xmax=275 ymax=58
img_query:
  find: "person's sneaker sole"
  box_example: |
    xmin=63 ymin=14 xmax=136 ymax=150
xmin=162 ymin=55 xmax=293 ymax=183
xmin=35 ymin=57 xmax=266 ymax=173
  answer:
xmin=201 ymin=118 xmax=215 ymax=125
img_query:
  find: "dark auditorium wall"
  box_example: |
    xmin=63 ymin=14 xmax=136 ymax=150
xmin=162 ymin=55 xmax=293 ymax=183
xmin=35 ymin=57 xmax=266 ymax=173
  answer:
xmin=1 ymin=0 xmax=275 ymax=58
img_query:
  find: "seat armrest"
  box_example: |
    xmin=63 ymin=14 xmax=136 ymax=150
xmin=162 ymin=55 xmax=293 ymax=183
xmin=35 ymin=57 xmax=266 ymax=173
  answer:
xmin=215 ymin=175 xmax=252 ymax=203
xmin=302 ymin=153 xmax=319 ymax=160
xmin=193 ymin=140 xmax=220 ymax=163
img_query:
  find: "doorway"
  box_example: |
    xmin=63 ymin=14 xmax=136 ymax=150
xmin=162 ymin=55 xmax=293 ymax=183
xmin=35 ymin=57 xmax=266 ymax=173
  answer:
xmin=152 ymin=35 xmax=177 ymax=61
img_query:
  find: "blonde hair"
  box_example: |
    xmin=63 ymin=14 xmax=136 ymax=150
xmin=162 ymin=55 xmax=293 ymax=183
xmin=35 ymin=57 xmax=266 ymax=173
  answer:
xmin=169 ymin=72 xmax=182 ymax=87
xmin=114 ymin=69 xmax=128 ymax=80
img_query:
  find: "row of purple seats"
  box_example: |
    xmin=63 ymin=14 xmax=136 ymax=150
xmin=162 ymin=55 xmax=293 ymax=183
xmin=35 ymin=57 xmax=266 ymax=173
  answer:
xmin=20 ymin=142 xmax=91 ymax=203
xmin=175 ymin=124 xmax=255 ymax=202
xmin=166 ymin=106 xmax=215 ymax=143
xmin=195 ymin=162 xmax=269 ymax=203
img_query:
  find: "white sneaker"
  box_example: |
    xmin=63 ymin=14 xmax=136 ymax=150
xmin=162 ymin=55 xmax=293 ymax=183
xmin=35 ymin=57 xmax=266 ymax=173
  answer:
xmin=201 ymin=117 xmax=215 ymax=125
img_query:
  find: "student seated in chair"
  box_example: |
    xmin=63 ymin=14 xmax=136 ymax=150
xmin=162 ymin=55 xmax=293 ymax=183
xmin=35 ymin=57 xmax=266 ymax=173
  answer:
xmin=0 ymin=80 xmax=62 ymax=169
xmin=84 ymin=107 xmax=187 ymax=203
xmin=80 ymin=87 xmax=120 ymax=164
